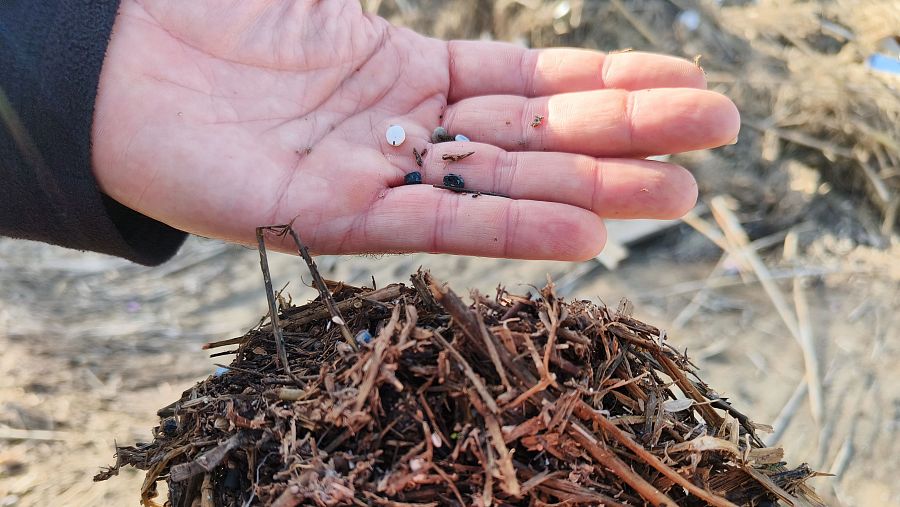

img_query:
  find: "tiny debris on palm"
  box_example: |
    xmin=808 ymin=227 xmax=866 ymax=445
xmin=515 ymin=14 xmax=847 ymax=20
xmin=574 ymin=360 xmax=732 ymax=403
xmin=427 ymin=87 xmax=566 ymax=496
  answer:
xmin=97 ymin=227 xmax=824 ymax=507
xmin=441 ymin=151 xmax=475 ymax=162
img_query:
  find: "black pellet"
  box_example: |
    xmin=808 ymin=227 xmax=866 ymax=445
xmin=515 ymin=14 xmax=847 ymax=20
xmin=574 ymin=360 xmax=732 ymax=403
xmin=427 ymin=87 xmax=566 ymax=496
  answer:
xmin=404 ymin=171 xmax=422 ymax=185
xmin=223 ymin=466 xmax=242 ymax=490
xmin=431 ymin=126 xmax=454 ymax=143
xmin=443 ymin=173 xmax=465 ymax=189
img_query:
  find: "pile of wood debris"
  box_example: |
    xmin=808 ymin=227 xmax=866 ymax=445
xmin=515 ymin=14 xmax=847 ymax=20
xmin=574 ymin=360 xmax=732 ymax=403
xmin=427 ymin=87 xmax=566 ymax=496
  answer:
xmin=96 ymin=230 xmax=823 ymax=506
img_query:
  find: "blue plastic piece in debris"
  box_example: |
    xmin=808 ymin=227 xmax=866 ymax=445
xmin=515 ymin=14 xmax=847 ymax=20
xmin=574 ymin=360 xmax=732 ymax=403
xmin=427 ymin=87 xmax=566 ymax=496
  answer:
xmin=867 ymin=53 xmax=900 ymax=76
xmin=214 ymin=366 xmax=230 ymax=377
xmin=355 ymin=330 xmax=373 ymax=345
xmin=454 ymin=134 xmax=470 ymax=142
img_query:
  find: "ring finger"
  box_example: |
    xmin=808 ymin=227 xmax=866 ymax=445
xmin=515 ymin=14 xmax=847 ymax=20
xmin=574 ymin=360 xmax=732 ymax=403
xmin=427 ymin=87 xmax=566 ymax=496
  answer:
xmin=396 ymin=141 xmax=698 ymax=219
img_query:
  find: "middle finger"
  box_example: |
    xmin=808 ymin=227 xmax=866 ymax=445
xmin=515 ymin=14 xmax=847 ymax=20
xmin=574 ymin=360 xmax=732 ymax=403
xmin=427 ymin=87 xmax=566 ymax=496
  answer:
xmin=442 ymin=88 xmax=739 ymax=158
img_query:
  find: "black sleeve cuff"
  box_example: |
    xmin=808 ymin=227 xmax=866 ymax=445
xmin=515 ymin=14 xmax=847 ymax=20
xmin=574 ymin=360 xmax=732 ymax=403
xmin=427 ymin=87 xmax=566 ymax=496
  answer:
xmin=0 ymin=0 xmax=186 ymax=266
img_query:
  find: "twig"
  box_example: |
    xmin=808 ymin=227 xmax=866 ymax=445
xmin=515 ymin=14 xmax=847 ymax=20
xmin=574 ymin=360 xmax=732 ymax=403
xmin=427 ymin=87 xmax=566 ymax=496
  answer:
xmin=441 ymin=151 xmax=475 ymax=161
xmin=637 ymin=265 xmax=859 ymax=299
xmin=266 ymin=224 xmax=357 ymax=350
xmin=742 ymin=120 xmax=853 ymax=159
xmin=765 ymin=376 xmax=807 ymax=447
xmin=742 ymin=466 xmax=814 ymax=507
xmin=673 ymin=225 xmax=807 ymax=329
xmin=256 ymin=227 xmax=292 ymax=377
xmin=432 ymin=330 xmax=499 ymax=413
xmin=567 ymin=421 xmax=677 ymax=506
xmin=482 ymin=403 xmax=521 ymax=496
xmin=671 ymin=254 xmax=727 ymax=330
xmin=427 ymin=274 xmax=544 ymax=403
xmin=353 ymin=305 xmax=401 ymax=412
xmin=271 ymin=484 xmax=302 ymax=507
xmin=475 ymin=303 xmax=512 ymax=392
xmin=431 ymin=185 xmax=510 ymax=199
xmin=0 ymin=425 xmax=81 ymax=442
xmin=785 ymin=231 xmax=825 ymax=428
xmin=573 ymin=401 xmax=739 ymax=507
xmin=501 ymin=374 xmax=555 ymax=410
xmin=170 ymin=433 xmax=244 ymax=482
xmin=710 ymin=198 xmax=826 ymax=431
xmin=710 ymin=198 xmax=801 ymax=337
xmin=281 ymin=285 xmax=405 ymax=321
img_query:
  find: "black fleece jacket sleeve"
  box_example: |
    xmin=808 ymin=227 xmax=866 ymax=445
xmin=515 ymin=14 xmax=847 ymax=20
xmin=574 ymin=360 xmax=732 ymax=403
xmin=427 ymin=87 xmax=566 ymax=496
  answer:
xmin=0 ymin=1 xmax=187 ymax=266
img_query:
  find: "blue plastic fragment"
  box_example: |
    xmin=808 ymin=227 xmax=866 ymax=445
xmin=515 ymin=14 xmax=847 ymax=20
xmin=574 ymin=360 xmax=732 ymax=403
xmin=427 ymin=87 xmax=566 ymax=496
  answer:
xmin=867 ymin=53 xmax=900 ymax=76
xmin=355 ymin=330 xmax=373 ymax=345
xmin=454 ymin=134 xmax=470 ymax=142
xmin=161 ymin=417 xmax=178 ymax=436
xmin=214 ymin=366 xmax=230 ymax=377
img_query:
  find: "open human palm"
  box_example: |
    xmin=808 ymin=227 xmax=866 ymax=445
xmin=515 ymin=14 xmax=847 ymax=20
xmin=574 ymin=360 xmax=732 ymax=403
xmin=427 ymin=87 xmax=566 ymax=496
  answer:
xmin=92 ymin=0 xmax=739 ymax=260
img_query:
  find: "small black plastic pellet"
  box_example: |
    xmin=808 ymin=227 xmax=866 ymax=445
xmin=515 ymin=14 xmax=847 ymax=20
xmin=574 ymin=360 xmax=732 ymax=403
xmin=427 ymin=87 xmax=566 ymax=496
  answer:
xmin=404 ymin=171 xmax=423 ymax=185
xmin=443 ymin=173 xmax=465 ymax=189
xmin=431 ymin=126 xmax=454 ymax=143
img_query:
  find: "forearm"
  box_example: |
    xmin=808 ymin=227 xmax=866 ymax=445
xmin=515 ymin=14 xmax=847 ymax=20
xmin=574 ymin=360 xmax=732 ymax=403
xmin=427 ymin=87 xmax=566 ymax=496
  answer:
xmin=0 ymin=1 xmax=186 ymax=265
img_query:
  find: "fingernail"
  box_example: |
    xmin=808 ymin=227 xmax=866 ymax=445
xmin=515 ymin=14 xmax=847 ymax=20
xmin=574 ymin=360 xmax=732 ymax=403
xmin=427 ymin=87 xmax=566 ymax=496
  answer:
xmin=727 ymin=135 xmax=739 ymax=145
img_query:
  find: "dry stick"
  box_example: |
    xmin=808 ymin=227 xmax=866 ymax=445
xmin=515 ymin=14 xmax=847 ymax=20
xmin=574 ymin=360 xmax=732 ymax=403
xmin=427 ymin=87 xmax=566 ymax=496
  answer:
xmin=475 ymin=304 xmax=513 ymax=392
xmin=606 ymin=323 xmax=725 ymax=429
xmin=431 ymin=463 xmax=466 ymax=505
xmin=541 ymin=305 xmax=560 ymax=377
xmin=271 ymin=484 xmax=302 ymax=507
xmin=682 ymin=210 xmax=731 ymax=252
xmin=432 ymin=329 xmax=500 ymax=413
xmin=139 ymin=443 xmax=193 ymax=503
xmin=271 ymin=224 xmax=357 ymax=351
xmin=426 ymin=273 xmax=540 ymax=390
xmin=785 ymin=231 xmax=825 ymax=428
xmin=482 ymin=407 xmax=522 ymax=496
xmin=573 ymin=400 xmax=739 ymax=507
xmin=430 ymin=274 xmax=678 ymax=506
xmin=765 ymin=377 xmax=808 ymax=447
xmin=0 ymin=426 xmax=80 ymax=442
xmin=501 ymin=374 xmax=555 ymax=411
xmin=170 ymin=433 xmax=245 ymax=482
xmin=710 ymin=197 xmax=825 ymax=430
xmin=671 ymin=255 xmax=727 ymax=330
xmin=353 ymin=305 xmax=401 ymax=412
xmin=516 ymin=467 xmax=630 ymax=507
xmin=567 ymin=421 xmax=677 ymax=507
xmin=673 ymin=226 xmax=803 ymax=329
xmin=742 ymin=466 xmax=815 ymax=507
xmin=682 ymin=210 xmax=752 ymax=278
xmin=281 ymin=285 xmax=404 ymax=321
xmin=656 ymin=347 xmax=726 ymax=430
xmin=638 ymin=265 xmax=855 ymax=300
xmin=256 ymin=227 xmax=292 ymax=377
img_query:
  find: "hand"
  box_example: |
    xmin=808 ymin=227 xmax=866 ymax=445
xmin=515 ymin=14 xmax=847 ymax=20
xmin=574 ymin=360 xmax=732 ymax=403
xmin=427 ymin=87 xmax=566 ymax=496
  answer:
xmin=92 ymin=0 xmax=739 ymax=260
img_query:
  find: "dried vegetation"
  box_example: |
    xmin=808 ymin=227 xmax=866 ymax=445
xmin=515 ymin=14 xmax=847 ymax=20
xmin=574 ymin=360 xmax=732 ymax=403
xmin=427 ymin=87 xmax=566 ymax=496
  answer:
xmin=97 ymin=230 xmax=824 ymax=506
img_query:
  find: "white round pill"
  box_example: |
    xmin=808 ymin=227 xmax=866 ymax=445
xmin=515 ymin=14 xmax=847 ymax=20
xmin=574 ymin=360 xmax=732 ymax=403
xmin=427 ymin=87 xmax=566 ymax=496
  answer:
xmin=386 ymin=124 xmax=406 ymax=146
xmin=455 ymin=134 xmax=470 ymax=142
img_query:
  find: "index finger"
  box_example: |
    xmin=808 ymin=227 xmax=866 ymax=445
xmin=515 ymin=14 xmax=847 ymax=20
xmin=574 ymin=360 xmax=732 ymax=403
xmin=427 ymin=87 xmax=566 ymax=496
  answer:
xmin=447 ymin=42 xmax=707 ymax=101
